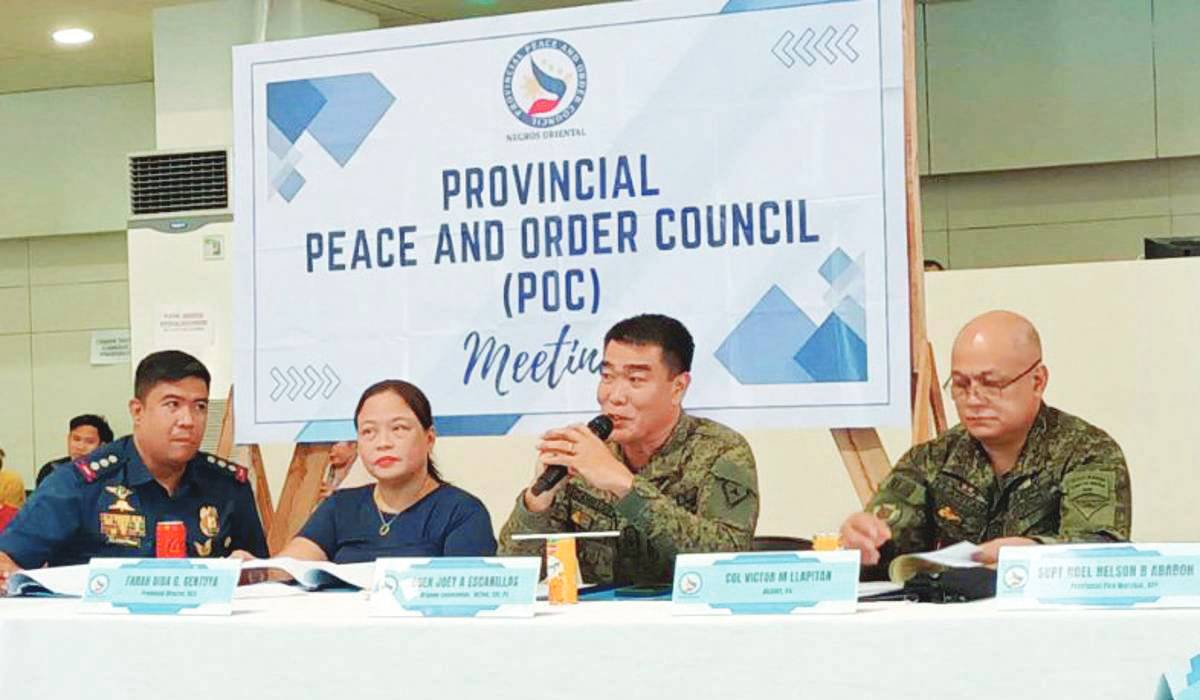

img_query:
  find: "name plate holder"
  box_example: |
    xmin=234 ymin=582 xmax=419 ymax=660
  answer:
xmin=80 ymin=558 xmax=241 ymax=615
xmin=369 ymin=557 xmax=540 ymax=617
xmin=671 ymin=551 xmax=860 ymax=615
xmin=997 ymin=543 xmax=1200 ymax=610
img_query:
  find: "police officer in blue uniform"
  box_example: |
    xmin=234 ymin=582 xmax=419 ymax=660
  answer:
xmin=0 ymin=350 xmax=268 ymax=582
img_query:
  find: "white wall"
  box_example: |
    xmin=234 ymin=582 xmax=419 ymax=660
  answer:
xmin=0 ymin=232 xmax=134 ymax=485
xmin=0 ymin=83 xmax=155 ymax=240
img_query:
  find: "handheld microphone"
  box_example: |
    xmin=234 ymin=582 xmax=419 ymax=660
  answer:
xmin=530 ymin=415 xmax=614 ymax=496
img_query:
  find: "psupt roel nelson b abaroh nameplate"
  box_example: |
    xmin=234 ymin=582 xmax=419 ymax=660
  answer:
xmin=997 ymin=543 xmax=1200 ymax=610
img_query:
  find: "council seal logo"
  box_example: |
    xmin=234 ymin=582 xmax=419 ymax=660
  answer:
xmin=1002 ymin=565 xmax=1029 ymax=590
xmin=88 ymin=574 xmax=110 ymax=595
xmin=503 ymin=38 xmax=587 ymax=128
xmin=677 ymin=571 xmax=704 ymax=596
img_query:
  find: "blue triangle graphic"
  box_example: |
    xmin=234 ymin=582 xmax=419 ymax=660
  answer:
xmin=715 ymin=285 xmax=817 ymax=384
xmin=793 ymin=313 xmax=867 ymax=382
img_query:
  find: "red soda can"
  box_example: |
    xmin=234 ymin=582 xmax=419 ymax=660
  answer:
xmin=156 ymin=521 xmax=187 ymax=558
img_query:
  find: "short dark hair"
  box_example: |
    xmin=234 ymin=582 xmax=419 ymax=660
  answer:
xmin=353 ymin=379 xmax=443 ymax=483
xmin=604 ymin=314 xmax=694 ymax=375
xmin=70 ymin=414 xmax=114 ymax=444
xmin=134 ymin=350 xmax=211 ymax=400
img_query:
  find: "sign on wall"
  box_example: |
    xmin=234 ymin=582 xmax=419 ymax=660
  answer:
xmin=232 ymin=0 xmax=909 ymax=443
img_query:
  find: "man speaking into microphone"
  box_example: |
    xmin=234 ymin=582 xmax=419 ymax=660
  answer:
xmin=499 ymin=314 xmax=759 ymax=586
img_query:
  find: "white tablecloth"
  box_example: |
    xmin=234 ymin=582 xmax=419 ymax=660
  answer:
xmin=3 ymin=594 xmax=1198 ymax=699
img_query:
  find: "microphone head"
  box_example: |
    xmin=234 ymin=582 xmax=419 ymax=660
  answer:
xmin=588 ymin=414 xmax=614 ymax=440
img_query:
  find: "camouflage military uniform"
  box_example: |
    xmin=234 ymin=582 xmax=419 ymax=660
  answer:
xmin=867 ymin=403 xmax=1131 ymax=563
xmin=499 ymin=413 xmax=759 ymax=585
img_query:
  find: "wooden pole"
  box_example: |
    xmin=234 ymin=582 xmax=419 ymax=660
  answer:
xmin=835 ymin=0 xmax=947 ymax=504
xmin=902 ymin=0 xmax=937 ymax=447
xmin=266 ymin=443 xmax=331 ymax=555
xmin=214 ymin=387 xmax=276 ymax=542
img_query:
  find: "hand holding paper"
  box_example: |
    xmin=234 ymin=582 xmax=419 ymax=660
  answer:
xmin=839 ymin=512 xmax=892 ymax=565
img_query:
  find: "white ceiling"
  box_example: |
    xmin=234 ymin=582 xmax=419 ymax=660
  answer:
xmin=0 ymin=0 xmax=612 ymax=95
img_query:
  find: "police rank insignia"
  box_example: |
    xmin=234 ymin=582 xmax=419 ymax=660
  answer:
xmin=193 ymin=505 xmax=220 ymax=556
xmin=199 ymin=505 xmax=219 ymax=537
xmin=99 ymin=485 xmax=145 ymax=546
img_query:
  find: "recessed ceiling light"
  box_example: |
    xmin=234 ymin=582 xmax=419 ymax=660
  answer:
xmin=52 ymin=28 xmax=94 ymax=45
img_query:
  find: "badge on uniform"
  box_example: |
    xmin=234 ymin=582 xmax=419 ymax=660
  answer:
xmin=937 ymin=505 xmax=962 ymax=523
xmin=873 ymin=503 xmax=899 ymax=524
xmin=193 ymin=505 xmax=220 ymax=557
xmin=99 ymin=485 xmax=146 ymax=547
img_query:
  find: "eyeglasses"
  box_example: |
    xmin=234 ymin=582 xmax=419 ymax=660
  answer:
xmin=943 ymin=357 xmax=1041 ymax=402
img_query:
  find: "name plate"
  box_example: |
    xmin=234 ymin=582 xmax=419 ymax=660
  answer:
xmin=997 ymin=543 xmax=1200 ymax=610
xmin=369 ymin=557 xmax=540 ymax=617
xmin=671 ymin=551 xmax=860 ymax=615
xmin=81 ymin=558 xmax=241 ymax=615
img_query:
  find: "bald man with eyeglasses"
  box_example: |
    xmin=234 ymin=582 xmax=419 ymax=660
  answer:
xmin=840 ymin=310 xmax=1131 ymax=569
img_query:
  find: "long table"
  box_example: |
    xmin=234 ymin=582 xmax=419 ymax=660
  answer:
xmin=3 ymin=594 xmax=1199 ymax=698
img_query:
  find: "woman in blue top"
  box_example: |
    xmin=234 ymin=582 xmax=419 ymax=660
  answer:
xmin=279 ymin=379 xmax=496 ymax=563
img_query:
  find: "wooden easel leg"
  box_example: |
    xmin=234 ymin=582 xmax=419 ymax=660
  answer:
xmin=830 ymin=0 xmax=943 ymax=506
xmin=215 ymin=387 xmax=276 ymax=547
xmin=927 ymin=341 xmax=948 ymax=435
xmin=266 ymin=443 xmax=332 ymax=555
xmin=832 ymin=428 xmax=895 ymax=507
xmin=247 ymin=444 xmax=274 ymax=538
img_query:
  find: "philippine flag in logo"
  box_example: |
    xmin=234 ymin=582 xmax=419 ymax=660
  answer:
xmin=503 ymin=38 xmax=587 ymax=129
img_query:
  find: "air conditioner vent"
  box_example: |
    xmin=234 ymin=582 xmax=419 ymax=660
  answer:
xmin=129 ymin=149 xmax=229 ymax=215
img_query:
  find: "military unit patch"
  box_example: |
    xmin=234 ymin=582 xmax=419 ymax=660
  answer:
xmin=872 ymin=503 xmax=899 ymax=524
xmin=719 ymin=479 xmax=751 ymax=508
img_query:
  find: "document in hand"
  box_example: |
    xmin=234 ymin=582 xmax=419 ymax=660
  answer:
xmin=888 ymin=541 xmax=983 ymax=583
xmin=239 ymin=558 xmax=375 ymax=590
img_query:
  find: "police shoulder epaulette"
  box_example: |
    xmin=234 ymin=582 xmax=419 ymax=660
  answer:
xmin=201 ymin=453 xmax=249 ymax=483
xmin=73 ymin=452 xmax=122 ymax=484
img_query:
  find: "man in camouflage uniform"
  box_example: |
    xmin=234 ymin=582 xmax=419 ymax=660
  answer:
xmin=841 ymin=310 xmax=1131 ymax=569
xmin=499 ymin=314 xmax=759 ymax=585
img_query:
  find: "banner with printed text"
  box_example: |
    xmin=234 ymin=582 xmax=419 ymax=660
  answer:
xmin=232 ymin=0 xmax=910 ymax=443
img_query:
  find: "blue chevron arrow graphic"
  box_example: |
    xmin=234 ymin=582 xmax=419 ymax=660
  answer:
xmin=835 ymin=24 xmax=860 ymax=62
xmin=815 ymin=26 xmax=838 ymax=64
xmin=792 ymin=28 xmax=817 ymax=66
xmin=772 ymin=30 xmax=796 ymax=67
xmin=270 ymin=367 xmax=288 ymax=401
xmin=286 ymin=367 xmax=303 ymax=400
xmin=321 ymin=364 xmax=341 ymax=398
xmin=303 ymin=365 xmax=322 ymax=399
xmin=268 ymin=364 xmax=343 ymax=402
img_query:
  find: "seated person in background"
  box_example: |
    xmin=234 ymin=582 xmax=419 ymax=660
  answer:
xmin=0 ymin=350 xmax=268 ymax=583
xmin=0 ymin=447 xmax=25 ymax=514
xmin=839 ymin=310 xmax=1131 ymax=570
xmin=499 ymin=314 xmax=759 ymax=586
xmin=318 ymin=441 xmax=359 ymax=500
xmin=35 ymin=414 xmax=115 ymax=487
xmin=243 ymin=380 xmax=495 ymax=564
